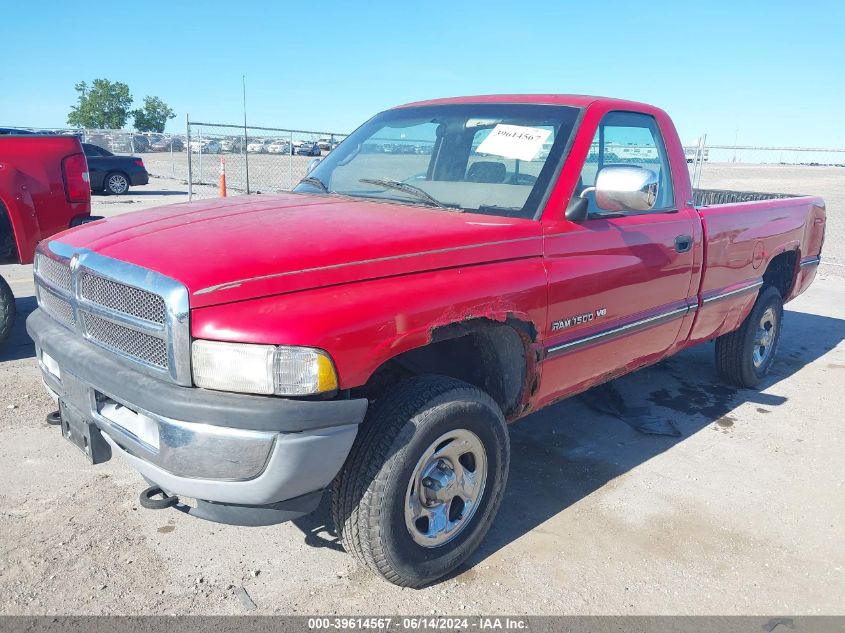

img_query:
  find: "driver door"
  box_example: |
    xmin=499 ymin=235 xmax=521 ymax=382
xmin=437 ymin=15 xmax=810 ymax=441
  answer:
xmin=535 ymin=111 xmax=697 ymax=407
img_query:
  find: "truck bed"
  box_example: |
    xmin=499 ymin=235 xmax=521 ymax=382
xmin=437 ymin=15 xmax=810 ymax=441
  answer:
xmin=688 ymin=191 xmax=826 ymax=344
xmin=0 ymin=135 xmax=91 ymax=264
xmin=693 ymin=188 xmax=799 ymax=206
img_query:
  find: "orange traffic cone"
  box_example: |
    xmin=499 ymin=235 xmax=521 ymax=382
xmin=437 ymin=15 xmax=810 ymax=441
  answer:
xmin=219 ymin=157 xmax=227 ymax=197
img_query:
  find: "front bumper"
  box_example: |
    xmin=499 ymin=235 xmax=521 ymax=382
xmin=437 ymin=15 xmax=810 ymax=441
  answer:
xmin=27 ymin=309 xmax=367 ymax=523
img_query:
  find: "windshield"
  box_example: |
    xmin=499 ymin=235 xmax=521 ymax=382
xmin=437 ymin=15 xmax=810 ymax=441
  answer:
xmin=295 ymin=103 xmax=580 ymax=218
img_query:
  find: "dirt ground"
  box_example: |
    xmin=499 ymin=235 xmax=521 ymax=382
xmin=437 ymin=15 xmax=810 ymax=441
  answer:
xmin=0 ymin=168 xmax=843 ymax=615
xmin=698 ymin=163 xmax=845 ymax=268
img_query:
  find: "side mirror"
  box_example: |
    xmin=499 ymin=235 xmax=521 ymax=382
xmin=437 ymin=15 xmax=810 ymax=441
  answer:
xmin=594 ymin=165 xmax=658 ymax=212
xmin=306 ymin=157 xmax=322 ymax=174
xmin=565 ymin=196 xmax=589 ymax=223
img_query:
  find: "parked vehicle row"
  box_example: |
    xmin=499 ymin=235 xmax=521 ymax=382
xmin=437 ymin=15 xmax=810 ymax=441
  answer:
xmin=362 ymin=142 xmax=433 ymax=154
xmin=2 ymin=126 xmax=345 ymax=156
xmin=239 ymin=138 xmax=327 ymax=155
xmin=149 ymin=136 xmax=184 ymax=152
xmin=142 ymin=134 xmax=340 ymax=156
xmin=189 ymin=139 xmax=222 ymax=154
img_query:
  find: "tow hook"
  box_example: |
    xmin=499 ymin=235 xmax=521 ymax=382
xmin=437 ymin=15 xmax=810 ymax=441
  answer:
xmin=139 ymin=485 xmax=179 ymax=510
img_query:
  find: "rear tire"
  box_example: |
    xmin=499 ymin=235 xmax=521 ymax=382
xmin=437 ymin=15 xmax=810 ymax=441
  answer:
xmin=0 ymin=275 xmax=16 ymax=344
xmin=105 ymin=172 xmax=130 ymax=195
xmin=715 ymin=286 xmax=784 ymax=388
xmin=332 ymin=375 xmax=510 ymax=588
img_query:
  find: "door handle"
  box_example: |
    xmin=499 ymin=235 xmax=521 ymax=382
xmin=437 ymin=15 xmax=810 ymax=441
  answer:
xmin=674 ymin=235 xmax=693 ymax=253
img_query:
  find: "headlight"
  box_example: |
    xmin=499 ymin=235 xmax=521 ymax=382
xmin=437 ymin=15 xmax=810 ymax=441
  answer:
xmin=191 ymin=340 xmax=338 ymax=396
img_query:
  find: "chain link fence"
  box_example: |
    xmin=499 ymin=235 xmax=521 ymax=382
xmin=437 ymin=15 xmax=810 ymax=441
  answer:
xmin=3 ymin=126 xmax=188 ymax=181
xmin=0 ymin=126 xmax=187 ymax=156
xmin=686 ymin=144 xmax=845 ymax=189
xmin=699 ymin=145 xmax=845 ymax=167
xmin=5 ymin=123 xmax=349 ymax=196
xmin=7 ymin=124 xmax=844 ymax=205
xmin=184 ymin=120 xmax=347 ymax=199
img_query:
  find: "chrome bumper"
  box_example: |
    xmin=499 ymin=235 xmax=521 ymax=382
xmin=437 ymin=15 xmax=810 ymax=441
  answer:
xmin=29 ymin=308 xmax=367 ymax=511
xmin=41 ymin=373 xmax=279 ymax=482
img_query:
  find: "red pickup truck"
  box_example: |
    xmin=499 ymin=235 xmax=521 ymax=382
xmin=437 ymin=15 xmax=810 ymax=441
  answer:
xmin=0 ymin=134 xmax=92 ymax=342
xmin=26 ymin=95 xmax=825 ymax=587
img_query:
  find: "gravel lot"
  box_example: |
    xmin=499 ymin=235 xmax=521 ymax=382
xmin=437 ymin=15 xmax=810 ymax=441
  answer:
xmin=699 ymin=163 xmax=845 ymax=268
xmin=1 ymin=166 xmax=843 ymax=615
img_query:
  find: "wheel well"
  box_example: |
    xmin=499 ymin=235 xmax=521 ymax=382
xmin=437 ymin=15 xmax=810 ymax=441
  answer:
xmin=354 ymin=319 xmax=533 ymax=418
xmin=0 ymin=203 xmax=18 ymax=263
xmin=763 ymin=250 xmax=798 ymax=298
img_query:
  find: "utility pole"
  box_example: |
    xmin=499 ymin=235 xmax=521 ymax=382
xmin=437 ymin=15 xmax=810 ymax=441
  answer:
xmin=243 ymin=75 xmax=250 ymax=194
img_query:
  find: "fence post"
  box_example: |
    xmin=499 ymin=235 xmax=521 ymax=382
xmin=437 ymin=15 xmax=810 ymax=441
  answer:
xmin=692 ymin=134 xmax=707 ymax=189
xmin=186 ymin=114 xmax=193 ymax=201
xmin=289 ymin=130 xmax=294 ymax=190
xmin=241 ymin=131 xmax=246 ymax=194
xmin=198 ymin=129 xmax=203 ymax=188
xmin=244 ymin=127 xmax=250 ymax=195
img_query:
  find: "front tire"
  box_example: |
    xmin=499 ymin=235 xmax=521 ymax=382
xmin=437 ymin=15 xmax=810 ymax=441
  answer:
xmin=332 ymin=376 xmax=510 ymax=588
xmin=105 ymin=172 xmax=130 ymax=195
xmin=715 ymin=286 xmax=784 ymax=388
xmin=0 ymin=275 xmax=16 ymax=344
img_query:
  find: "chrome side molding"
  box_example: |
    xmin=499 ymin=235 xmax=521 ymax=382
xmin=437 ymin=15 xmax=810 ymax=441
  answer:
xmin=546 ymin=303 xmax=694 ymax=357
xmin=701 ymin=280 xmax=763 ymax=305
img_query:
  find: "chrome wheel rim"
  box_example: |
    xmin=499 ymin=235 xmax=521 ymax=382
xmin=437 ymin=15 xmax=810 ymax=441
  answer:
xmin=405 ymin=429 xmax=487 ymax=548
xmin=108 ymin=174 xmax=128 ymax=193
xmin=752 ymin=307 xmax=777 ymax=368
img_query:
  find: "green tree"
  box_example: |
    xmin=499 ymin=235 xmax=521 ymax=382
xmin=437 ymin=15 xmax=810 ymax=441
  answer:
xmin=67 ymin=79 xmax=133 ymax=129
xmin=132 ymin=96 xmax=176 ymax=133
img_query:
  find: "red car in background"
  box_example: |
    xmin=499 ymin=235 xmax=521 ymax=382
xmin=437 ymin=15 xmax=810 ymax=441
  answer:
xmin=0 ymin=134 xmax=93 ymax=342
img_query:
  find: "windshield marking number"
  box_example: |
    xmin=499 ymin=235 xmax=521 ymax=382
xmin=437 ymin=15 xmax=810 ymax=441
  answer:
xmin=476 ymin=124 xmax=552 ymax=161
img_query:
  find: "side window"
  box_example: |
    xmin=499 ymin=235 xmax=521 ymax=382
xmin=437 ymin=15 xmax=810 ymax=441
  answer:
xmin=577 ymin=112 xmax=674 ymax=213
xmin=83 ymin=144 xmax=100 ymax=157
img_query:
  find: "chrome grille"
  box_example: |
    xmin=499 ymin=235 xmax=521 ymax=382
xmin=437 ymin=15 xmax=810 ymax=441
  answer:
xmin=35 ymin=254 xmax=72 ymax=291
xmin=82 ymin=313 xmax=169 ymax=369
xmin=38 ymin=288 xmax=74 ymax=328
xmin=80 ymin=273 xmax=166 ymax=324
xmin=32 ymin=242 xmax=191 ymax=385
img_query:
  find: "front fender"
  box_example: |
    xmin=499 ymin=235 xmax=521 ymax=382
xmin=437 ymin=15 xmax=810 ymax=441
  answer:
xmin=190 ymin=258 xmax=547 ymax=390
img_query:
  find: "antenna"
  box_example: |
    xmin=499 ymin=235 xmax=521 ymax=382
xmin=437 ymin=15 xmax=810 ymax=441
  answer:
xmin=243 ymin=75 xmax=250 ymax=194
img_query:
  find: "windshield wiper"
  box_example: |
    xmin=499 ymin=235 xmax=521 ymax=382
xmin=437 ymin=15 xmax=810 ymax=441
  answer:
xmin=358 ymin=178 xmax=449 ymax=209
xmin=477 ymin=204 xmax=520 ymax=214
xmin=298 ymin=175 xmax=329 ymax=193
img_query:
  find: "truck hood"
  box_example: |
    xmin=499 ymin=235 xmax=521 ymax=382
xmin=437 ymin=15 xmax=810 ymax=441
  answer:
xmin=57 ymin=192 xmax=542 ymax=308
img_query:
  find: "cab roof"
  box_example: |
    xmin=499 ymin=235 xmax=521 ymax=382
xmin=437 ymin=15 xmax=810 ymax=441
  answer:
xmin=394 ymin=94 xmax=655 ymax=111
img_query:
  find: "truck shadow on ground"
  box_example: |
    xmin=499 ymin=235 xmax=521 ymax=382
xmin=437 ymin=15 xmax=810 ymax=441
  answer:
xmin=292 ymin=308 xmax=845 ymax=583
xmin=0 ymin=295 xmax=37 ymax=363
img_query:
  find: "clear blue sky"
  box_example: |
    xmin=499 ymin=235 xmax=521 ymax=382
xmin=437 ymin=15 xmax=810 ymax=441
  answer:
xmin=3 ymin=0 xmax=843 ymax=147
